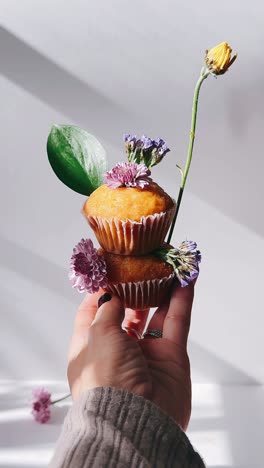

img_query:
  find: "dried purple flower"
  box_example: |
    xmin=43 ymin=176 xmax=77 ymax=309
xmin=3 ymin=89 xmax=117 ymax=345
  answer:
xmin=104 ymin=162 xmax=152 ymax=189
xmin=69 ymin=239 xmax=108 ymax=293
xmin=155 ymin=137 xmax=165 ymax=146
xmin=155 ymin=240 xmax=201 ymax=287
xmin=123 ymin=134 xmax=135 ymax=142
xmin=123 ymin=133 xmax=137 ymax=152
xmin=141 ymin=135 xmax=154 ymax=150
xmin=32 ymin=388 xmax=51 ymax=424
xmin=123 ymin=133 xmax=170 ymax=168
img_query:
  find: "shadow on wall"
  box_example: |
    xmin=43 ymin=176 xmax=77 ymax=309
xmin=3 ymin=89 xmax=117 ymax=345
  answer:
xmin=0 ymin=234 xmax=73 ymax=302
xmin=183 ymin=69 xmax=264 ymax=238
xmin=189 ymin=341 xmax=260 ymax=385
xmin=0 ymin=235 xmax=76 ymax=380
xmin=0 ymin=26 xmax=132 ymax=149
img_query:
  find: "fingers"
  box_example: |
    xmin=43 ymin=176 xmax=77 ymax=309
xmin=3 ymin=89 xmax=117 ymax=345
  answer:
xmin=94 ymin=294 xmax=125 ymax=327
xmin=163 ymin=282 xmax=194 ymax=349
xmin=122 ymin=308 xmax=150 ymax=338
xmin=146 ymin=295 xmax=170 ymax=332
xmin=69 ymin=292 xmax=124 ymax=361
xmin=74 ymin=289 xmax=104 ymax=333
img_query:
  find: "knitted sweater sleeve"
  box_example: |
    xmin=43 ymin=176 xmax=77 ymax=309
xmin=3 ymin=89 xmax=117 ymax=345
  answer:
xmin=49 ymin=387 xmax=205 ymax=468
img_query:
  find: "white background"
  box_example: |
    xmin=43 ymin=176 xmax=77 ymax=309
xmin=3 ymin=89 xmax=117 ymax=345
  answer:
xmin=0 ymin=1 xmax=263 ymax=466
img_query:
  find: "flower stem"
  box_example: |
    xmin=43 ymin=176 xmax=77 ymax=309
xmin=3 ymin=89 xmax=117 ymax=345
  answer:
xmin=167 ymin=67 xmax=210 ymax=244
xmin=51 ymin=393 xmax=71 ymax=405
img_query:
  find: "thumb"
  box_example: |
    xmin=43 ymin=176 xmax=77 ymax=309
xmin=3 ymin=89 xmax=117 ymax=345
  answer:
xmin=94 ymin=293 xmax=125 ymax=327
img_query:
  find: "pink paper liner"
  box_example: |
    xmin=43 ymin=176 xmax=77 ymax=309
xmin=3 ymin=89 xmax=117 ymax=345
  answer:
xmin=84 ymin=201 xmax=176 ymax=255
xmin=106 ymin=273 xmax=175 ymax=310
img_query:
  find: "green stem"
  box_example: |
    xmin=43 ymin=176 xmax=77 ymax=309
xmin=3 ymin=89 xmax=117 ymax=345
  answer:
xmin=51 ymin=393 xmax=71 ymax=405
xmin=167 ymin=67 xmax=210 ymax=244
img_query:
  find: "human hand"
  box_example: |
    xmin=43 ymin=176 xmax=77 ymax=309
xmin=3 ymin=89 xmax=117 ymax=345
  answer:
xmin=68 ymin=283 xmax=194 ymax=431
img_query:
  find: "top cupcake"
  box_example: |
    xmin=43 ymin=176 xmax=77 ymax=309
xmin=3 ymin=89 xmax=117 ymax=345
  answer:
xmin=84 ymin=180 xmax=174 ymax=221
xmin=83 ymin=162 xmax=176 ymax=255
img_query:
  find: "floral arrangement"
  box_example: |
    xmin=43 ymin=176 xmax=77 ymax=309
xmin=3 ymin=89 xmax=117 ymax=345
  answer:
xmin=33 ymin=42 xmax=236 ymax=423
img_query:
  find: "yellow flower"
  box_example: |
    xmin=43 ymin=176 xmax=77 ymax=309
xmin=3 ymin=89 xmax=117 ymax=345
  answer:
xmin=205 ymin=42 xmax=237 ymax=75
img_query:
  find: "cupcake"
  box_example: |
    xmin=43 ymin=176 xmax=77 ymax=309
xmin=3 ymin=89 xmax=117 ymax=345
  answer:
xmin=69 ymin=239 xmax=201 ymax=310
xmin=83 ymin=162 xmax=176 ymax=255
xmin=98 ymin=248 xmax=175 ymax=309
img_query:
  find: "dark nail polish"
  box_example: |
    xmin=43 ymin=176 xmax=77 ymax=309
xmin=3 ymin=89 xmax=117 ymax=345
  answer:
xmin=98 ymin=293 xmax=112 ymax=308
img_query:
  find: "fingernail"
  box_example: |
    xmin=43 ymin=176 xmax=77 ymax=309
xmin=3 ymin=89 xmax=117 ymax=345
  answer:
xmin=98 ymin=293 xmax=112 ymax=308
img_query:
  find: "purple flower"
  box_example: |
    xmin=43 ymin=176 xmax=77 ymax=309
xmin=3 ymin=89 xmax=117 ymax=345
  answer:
xmin=123 ymin=134 xmax=137 ymax=144
xmin=153 ymin=138 xmax=170 ymax=157
xmin=104 ymin=162 xmax=152 ymax=189
xmin=158 ymin=143 xmax=170 ymax=156
xmin=176 ymin=241 xmax=201 ymax=286
xmin=123 ymin=134 xmax=137 ymax=152
xmin=155 ymin=137 xmax=166 ymax=147
xmin=123 ymin=133 xmax=170 ymax=167
xmin=32 ymin=388 xmax=51 ymax=424
xmin=174 ymin=241 xmax=201 ymax=286
xmin=155 ymin=240 xmax=201 ymax=287
xmin=141 ymin=135 xmax=154 ymax=149
xmin=69 ymin=239 xmax=108 ymax=293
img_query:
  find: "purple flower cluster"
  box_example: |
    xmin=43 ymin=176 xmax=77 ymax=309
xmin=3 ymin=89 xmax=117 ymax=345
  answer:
xmin=32 ymin=388 xmax=51 ymax=424
xmin=175 ymin=240 xmax=201 ymax=287
xmin=69 ymin=238 xmax=108 ymax=293
xmin=105 ymin=162 xmax=152 ymax=189
xmin=156 ymin=240 xmax=201 ymax=287
xmin=123 ymin=134 xmax=170 ymax=168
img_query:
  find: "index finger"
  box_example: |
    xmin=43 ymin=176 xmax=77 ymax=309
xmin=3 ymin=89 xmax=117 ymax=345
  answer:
xmin=163 ymin=282 xmax=194 ymax=349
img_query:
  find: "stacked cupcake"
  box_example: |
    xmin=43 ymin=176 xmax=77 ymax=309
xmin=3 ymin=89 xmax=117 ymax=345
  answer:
xmin=47 ymin=126 xmax=201 ymax=311
xmin=82 ymin=160 xmax=177 ymax=309
xmin=68 ymin=135 xmax=201 ymax=310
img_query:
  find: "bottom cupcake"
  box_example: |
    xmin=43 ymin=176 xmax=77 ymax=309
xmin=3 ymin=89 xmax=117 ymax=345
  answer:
xmin=98 ymin=248 xmax=175 ymax=309
xmin=69 ymin=239 xmax=201 ymax=311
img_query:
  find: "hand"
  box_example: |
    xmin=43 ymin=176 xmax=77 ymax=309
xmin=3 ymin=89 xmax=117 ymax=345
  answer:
xmin=68 ymin=283 xmax=194 ymax=431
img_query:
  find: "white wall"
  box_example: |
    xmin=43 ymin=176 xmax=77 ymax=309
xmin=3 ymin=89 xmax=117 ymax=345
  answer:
xmin=0 ymin=0 xmax=263 ymax=385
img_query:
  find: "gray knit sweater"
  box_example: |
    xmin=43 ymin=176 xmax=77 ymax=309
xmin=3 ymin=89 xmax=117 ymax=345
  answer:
xmin=49 ymin=387 xmax=205 ymax=468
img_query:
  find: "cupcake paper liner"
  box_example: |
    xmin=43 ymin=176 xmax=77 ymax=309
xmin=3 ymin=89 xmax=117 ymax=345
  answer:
xmin=84 ymin=201 xmax=176 ymax=255
xmin=106 ymin=273 xmax=176 ymax=310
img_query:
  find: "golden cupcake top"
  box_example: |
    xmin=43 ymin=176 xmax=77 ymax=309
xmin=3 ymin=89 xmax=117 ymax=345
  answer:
xmin=83 ymin=181 xmax=174 ymax=221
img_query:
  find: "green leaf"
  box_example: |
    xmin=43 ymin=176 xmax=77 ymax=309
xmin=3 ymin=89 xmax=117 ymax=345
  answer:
xmin=47 ymin=124 xmax=107 ymax=196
